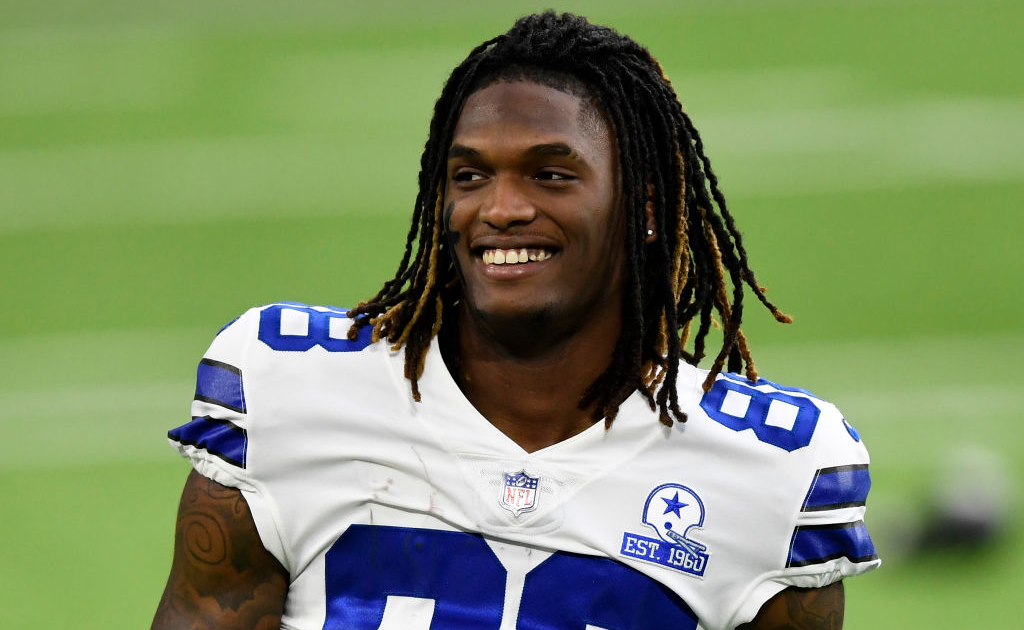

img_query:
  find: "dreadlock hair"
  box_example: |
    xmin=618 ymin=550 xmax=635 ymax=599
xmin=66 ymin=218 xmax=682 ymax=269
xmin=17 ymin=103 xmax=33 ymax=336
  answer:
xmin=348 ymin=11 xmax=791 ymax=426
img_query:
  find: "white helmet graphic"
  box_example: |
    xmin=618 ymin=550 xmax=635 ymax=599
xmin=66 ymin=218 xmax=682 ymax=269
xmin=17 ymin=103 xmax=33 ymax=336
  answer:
xmin=642 ymin=483 xmax=707 ymax=558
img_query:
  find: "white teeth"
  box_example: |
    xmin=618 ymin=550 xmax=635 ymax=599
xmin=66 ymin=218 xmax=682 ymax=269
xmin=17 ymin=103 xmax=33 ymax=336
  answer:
xmin=481 ymin=248 xmax=553 ymax=265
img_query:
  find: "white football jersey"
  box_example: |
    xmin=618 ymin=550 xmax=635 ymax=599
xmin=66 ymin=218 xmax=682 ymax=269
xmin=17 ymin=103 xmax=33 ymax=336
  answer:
xmin=169 ymin=303 xmax=879 ymax=630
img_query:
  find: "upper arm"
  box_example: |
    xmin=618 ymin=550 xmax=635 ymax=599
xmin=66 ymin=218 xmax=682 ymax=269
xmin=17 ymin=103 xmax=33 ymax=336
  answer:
xmin=151 ymin=470 xmax=289 ymax=630
xmin=737 ymin=582 xmax=844 ymax=630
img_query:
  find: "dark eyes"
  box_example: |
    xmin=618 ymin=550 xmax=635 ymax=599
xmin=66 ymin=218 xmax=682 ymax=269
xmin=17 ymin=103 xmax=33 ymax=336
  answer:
xmin=534 ymin=170 xmax=575 ymax=182
xmin=452 ymin=171 xmax=485 ymax=183
xmin=450 ymin=169 xmax=576 ymax=184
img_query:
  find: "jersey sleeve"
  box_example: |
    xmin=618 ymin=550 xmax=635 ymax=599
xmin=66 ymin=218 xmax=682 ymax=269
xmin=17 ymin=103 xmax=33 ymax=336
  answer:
xmin=780 ymin=400 xmax=879 ymax=585
xmin=166 ymin=307 xmax=290 ymax=566
xmin=168 ymin=309 xmax=255 ymax=486
xmin=729 ymin=396 xmax=880 ymax=627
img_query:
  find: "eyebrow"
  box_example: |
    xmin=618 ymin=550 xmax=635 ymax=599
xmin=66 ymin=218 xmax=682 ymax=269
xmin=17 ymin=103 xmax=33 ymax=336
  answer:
xmin=447 ymin=144 xmax=481 ymax=160
xmin=447 ymin=142 xmax=583 ymax=161
xmin=526 ymin=143 xmax=576 ymax=158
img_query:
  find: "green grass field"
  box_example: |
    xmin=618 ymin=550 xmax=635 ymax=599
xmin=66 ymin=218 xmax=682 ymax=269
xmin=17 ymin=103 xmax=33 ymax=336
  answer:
xmin=1 ymin=1 xmax=1022 ymax=627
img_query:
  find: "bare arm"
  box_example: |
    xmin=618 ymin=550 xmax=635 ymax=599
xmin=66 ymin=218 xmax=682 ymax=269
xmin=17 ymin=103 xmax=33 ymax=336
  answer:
xmin=737 ymin=582 xmax=844 ymax=630
xmin=151 ymin=470 xmax=289 ymax=630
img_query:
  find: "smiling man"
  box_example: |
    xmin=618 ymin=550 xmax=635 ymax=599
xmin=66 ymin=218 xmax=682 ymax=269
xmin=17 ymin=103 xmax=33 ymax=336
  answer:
xmin=153 ymin=12 xmax=878 ymax=630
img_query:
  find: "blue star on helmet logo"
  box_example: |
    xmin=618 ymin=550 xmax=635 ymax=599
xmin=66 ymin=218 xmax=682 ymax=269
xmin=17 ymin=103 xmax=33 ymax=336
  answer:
xmin=662 ymin=491 xmax=688 ymax=517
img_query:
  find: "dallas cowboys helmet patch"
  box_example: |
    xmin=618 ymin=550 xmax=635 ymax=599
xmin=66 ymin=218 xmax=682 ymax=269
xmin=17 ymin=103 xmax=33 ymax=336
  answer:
xmin=620 ymin=483 xmax=710 ymax=577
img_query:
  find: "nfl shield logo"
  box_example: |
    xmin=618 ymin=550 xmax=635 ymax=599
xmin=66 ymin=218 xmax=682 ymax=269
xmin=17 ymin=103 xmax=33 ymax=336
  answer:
xmin=500 ymin=470 xmax=540 ymax=516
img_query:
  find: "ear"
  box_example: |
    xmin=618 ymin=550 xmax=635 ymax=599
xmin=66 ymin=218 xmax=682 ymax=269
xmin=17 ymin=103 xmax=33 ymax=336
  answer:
xmin=645 ymin=183 xmax=657 ymax=243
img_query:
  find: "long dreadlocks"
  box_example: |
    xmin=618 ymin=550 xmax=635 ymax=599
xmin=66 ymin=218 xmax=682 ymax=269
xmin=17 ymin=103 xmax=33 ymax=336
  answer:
xmin=349 ymin=11 xmax=791 ymax=426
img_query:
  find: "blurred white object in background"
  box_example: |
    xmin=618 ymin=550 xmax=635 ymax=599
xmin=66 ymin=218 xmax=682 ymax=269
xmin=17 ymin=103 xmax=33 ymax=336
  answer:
xmin=915 ymin=444 xmax=1015 ymax=552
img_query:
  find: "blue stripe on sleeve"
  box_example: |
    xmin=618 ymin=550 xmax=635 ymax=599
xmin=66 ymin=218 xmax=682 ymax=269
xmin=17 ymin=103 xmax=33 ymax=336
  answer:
xmin=802 ymin=464 xmax=871 ymax=511
xmin=787 ymin=521 xmax=877 ymax=567
xmin=168 ymin=416 xmax=247 ymax=468
xmin=194 ymin=358 xmax=246 ymax=413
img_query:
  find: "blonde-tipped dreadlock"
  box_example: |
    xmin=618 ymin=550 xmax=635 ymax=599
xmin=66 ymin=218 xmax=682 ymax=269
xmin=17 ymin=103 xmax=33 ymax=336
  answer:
xmin=349 ymin=11 xmax=791 ymax=426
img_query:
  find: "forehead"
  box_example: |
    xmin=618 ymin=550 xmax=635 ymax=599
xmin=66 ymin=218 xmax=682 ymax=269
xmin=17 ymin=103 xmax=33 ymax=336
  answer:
xmin=451 ymin=80 xmax=612 ymax=152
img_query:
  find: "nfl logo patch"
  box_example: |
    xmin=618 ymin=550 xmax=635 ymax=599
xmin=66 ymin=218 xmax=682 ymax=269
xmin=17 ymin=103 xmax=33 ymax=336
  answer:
xmin=500 ymin=470 xmax=540 ymax=517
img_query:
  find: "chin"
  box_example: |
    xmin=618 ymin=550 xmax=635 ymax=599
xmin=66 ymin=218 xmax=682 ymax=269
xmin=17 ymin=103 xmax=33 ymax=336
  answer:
xmin=470 ymin=300 xmax=556 ymax=328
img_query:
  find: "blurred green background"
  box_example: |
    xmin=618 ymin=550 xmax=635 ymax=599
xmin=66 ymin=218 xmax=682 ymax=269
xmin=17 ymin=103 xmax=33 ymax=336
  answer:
xmin=1 ymin=0 xmax=1021 ymax=627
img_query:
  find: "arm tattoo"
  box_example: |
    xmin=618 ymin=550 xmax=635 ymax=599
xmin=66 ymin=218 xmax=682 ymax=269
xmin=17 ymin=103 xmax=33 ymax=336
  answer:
xmin=739 ymin=582 xmax=845 ymax=630
xmin=151 ymin=471 xmax=289 ymax=630
xmin=779 ymin=585 xmax=844 ymax=630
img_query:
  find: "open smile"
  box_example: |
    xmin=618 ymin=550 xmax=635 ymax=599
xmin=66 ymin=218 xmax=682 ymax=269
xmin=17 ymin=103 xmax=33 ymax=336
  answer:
xmin=480 ymin=247 xmax=555 ymax=265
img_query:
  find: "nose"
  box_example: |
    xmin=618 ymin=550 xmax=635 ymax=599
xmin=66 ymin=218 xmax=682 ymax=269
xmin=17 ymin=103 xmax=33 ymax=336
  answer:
xmin=479 ymin=175 xmax=536 ymax=229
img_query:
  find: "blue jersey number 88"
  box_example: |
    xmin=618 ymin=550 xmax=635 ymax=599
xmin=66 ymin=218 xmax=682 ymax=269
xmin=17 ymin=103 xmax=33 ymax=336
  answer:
xmin=257 ymin=304 xmax=372 ymax=353
xmin=699 ymin=375 xmax=821 ymax=452
xmin=323 ymin=525 xmax=698 ymax=630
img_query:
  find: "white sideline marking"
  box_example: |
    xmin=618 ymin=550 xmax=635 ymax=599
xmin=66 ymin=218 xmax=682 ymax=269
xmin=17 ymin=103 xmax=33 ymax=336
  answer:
xmin=1 ymin=91 xmax=1021 ymax=233
xmin=0 ymin=381 xmax=189 ymax=470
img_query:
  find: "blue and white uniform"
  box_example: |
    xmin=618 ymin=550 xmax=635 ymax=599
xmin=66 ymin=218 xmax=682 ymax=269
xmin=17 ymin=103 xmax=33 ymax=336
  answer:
xmin=169 ymin=302 xmax=879 ymax=630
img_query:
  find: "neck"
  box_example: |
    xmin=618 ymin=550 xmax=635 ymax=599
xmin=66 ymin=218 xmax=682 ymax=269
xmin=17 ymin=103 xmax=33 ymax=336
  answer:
xmin=441 ymin=303 xmax=623 ymax=453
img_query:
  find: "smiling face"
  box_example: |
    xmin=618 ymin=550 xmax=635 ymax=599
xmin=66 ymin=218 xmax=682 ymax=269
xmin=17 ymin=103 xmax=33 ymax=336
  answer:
xmin=444 ymin=79 xmax=625 ymax=347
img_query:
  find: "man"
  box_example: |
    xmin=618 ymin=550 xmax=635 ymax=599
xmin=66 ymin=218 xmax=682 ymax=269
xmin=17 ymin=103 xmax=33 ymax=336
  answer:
xmin=153 ymin=12 xmax=878 ymax=630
